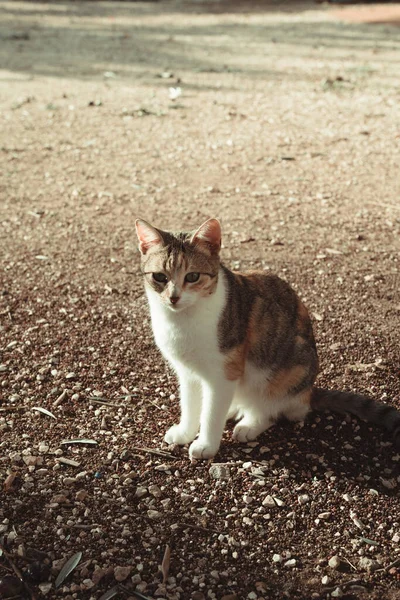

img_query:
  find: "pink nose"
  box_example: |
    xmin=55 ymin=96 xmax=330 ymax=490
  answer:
xmin=170 ymin=296 xmax=180 ymax=305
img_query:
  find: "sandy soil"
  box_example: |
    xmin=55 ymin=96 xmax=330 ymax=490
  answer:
xmin=1 ymin=1 xmax=400 ymax=599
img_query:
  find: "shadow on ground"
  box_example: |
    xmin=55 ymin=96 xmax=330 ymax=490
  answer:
xmin=1 ymin=1 xmax=400 ymax=82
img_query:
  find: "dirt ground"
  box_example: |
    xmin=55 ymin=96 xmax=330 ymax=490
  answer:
xmin=1 ymin=1 xmax=400 ymax=599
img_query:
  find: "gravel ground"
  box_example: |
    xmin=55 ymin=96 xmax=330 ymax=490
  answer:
xmin=1 ymin=1 xmax=400 ymax=599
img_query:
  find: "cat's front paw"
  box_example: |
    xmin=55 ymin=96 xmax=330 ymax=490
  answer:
xmin=189 ymin=439 xmax=219 ymax=461
xmin=164 ymin=424 xmax=196 ymax=446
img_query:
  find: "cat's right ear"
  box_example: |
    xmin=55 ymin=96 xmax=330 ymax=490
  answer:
xmin=191 ymin=218 xmax=222 ymax=254
xmin=135 ymin=219 xmax=164 ymax=255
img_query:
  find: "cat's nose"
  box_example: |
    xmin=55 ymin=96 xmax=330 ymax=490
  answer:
xmin=170 ymin=296 xmax=180 ymax=305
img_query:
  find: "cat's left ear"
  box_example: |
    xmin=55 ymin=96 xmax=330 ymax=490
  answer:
xmin=135 ymin=219 xmax=164 ymax=255
xmin=191 ymin=218 xmax=222 ymax=254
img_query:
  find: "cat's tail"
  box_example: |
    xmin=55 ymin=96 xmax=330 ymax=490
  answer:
xmin=310 ymin=387 xmax=400 ymax=448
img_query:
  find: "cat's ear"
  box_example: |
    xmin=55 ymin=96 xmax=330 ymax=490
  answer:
xmin=191 ymin=218 xmax=222 ymax=254
xmin=135 ymin=219 xmax=164 ymax=255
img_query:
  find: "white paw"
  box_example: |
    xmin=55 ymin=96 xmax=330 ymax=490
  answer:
xmin=233 ymin=422 xmax=263 ymax=442
xmin=189 ymin=439 xmax=219 ymax=461
xmin=164 ymin=424 xmax=196 ymax=445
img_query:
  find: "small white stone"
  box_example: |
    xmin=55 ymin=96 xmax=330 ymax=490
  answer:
xmin=272 ymin=554 xmax=282 ymax=563
xmin=209 ymin=464 xmax=230 ymax=480
xmin=262 ymin=495 xmax=276 ymax=508
xmin=322 ymin=575 xmax=330 ymax=585
xmin=298 ymin=494 xmax=310 ymax=505
xmin=284 ymin=559 xmax=296 ymax=568
xmin=38 ymin=582 xmax=52 ymax=595
xmin=331 ymin=587 xmax=343 ymax=598
xmin=318 ymin=512 xmax=331 ymax=520
xmin=392 ymin=533 xmax=400 ymax=543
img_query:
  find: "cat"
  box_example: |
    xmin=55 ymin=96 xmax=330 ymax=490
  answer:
xmin=135 ymin=217 xmax=400 ymax=460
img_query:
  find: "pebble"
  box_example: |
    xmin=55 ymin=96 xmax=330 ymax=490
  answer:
xmin=114 ymin=566 xmax=132 ymax=581
xmin=210 ymin=570 xmax=219 ymax=580
xmin=262 ymin=495 xmax=276 ymax=508
xmin=243 ymin=494 xmax=254 ymax=504
xmin=36 ymin=468 xmax=49 ymax=476
xmin=23 ymin=455 xmax=40 ymax=467
xmin=51 ymin=494 xmax=69 ymax=504
xmin=298 ymin=494 xmax=310 ymax=505
xmin=38 ymin=443 xmax=49 ymax=453
xmin=392 ymin=533 xmax=400 ymax=543
xmin=191 ymin=593 xmax=205 ymax=600
xmin=147 ymin=510 xmax=162 ymax=520
xmin=359 ymin=557 xmax=381 ymax=572
xmin=209 ymin=464 xmax=230 ymax=480
xmin=381 ymin=478 xmax=397 ymax=490
xmin=135 ymin=486 xmax=148 ymax=498
xmin=284 ymin=559 xmax=297 ymax=568
xmin=149 ymin=484 xmax=162 ymax=498
xmin=75 ymin=489 xmax=88 ymax=501
xmin=38 ymin=582 xmax=52 ymax=595
xmin=328 ymin=555 xmax=344 ymax=570
xmin=52 ymin=557 xmax=67 ymax=571
xmin=331 ymin=587 xmax=343 ymax=598
xmin=272 ymin=554 xmax=282 ymax=563
xmin=321 ymin=575 xmax=330 ymax=585
xmin=63 ymin=477 xmax=76 ymax=486
xmin=318 ymin=512 xmax=331 ymax=520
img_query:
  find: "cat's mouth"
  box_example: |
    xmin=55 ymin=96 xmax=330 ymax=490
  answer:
xmin=166 ymin=302 xmax=187 ymax=312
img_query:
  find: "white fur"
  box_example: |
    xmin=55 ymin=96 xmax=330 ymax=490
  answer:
xmin=146 ymin=268 xmax=309 ymax=459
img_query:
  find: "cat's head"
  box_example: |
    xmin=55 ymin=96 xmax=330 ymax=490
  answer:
xmin=135 ymin=218 xmax=221 ymax=311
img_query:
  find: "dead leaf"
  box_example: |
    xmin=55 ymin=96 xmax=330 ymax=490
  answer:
xmin=57 ymin=457 xmax=81 ymax=467
xmin=55 ymin=551 xmax=82 ymax=588
xmin=60 ymin=439 xmax=98 ymax=446
xmin=4 ymin=472 xmax=18 ymax=492
xmin=32 ymin=406 xmax=57 ymax=419
xmin=98 ymin=587 xmax=120 ymax=600
xmin=161 ymin=544 xmax=171 ymax=583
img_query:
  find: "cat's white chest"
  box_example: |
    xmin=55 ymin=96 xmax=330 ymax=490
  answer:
xmin=146 ymin=272 xmax=226 ymax=372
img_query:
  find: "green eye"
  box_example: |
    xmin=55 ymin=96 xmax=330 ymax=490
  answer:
xmin=152 ymin=272 xmax=168 ymax=284
xmin=185 ymin=272 xmax=200 ymax=283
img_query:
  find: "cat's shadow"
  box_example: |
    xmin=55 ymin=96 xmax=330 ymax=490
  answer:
xmin=217 ymin=413 xmax=399 ymax=495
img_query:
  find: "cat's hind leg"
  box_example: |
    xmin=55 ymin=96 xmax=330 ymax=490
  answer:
xmin=280 ymin=391 xmax=311 ymax=423
xmin=231 ymin=373 xmax=279 ymax=442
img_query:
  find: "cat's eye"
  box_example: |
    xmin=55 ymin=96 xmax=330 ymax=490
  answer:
xmin=185 ymin=272 xmax=200 ymax=283
xmin=152 ymin=272 xmax=168 ymax=284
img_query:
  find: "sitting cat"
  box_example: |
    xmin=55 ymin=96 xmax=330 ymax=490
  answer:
xmin=135 ymin=217 xmax=400 ymax=459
